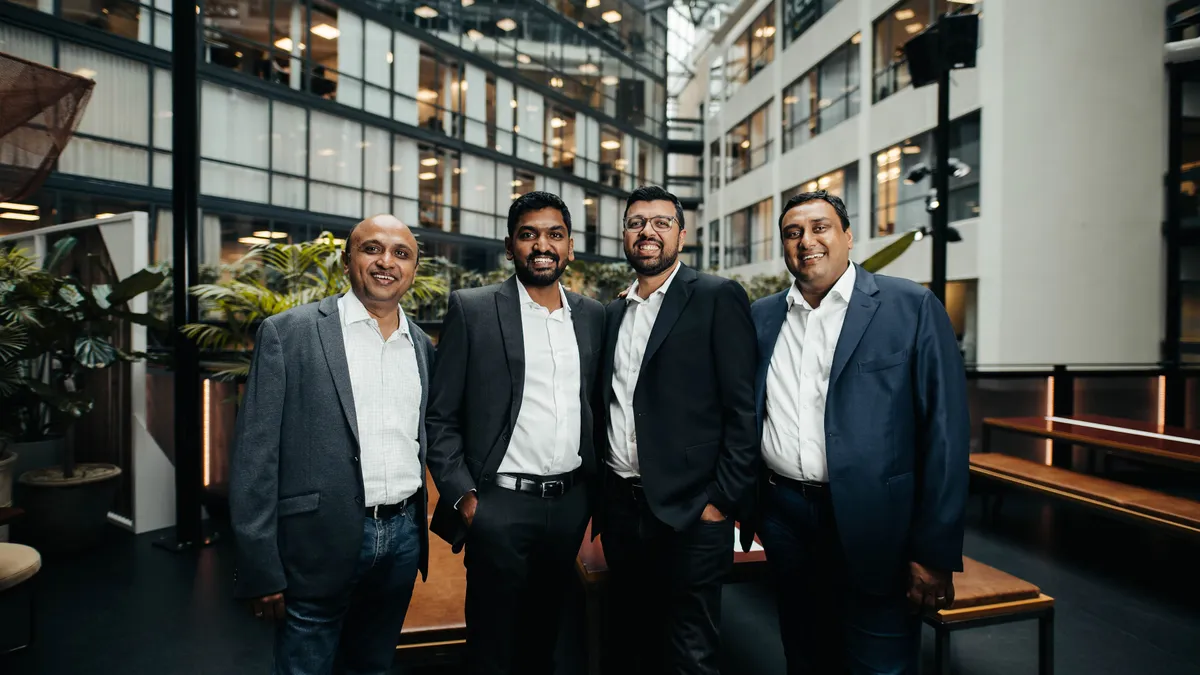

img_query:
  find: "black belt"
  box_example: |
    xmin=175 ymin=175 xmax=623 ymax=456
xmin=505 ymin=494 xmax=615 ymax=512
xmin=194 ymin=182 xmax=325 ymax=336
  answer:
xmin=492 ymin=469 xmax=582 ymax=498
xmin=365 ymin=496 xmax=410 ymax=519
xmin=768 ymin=472 xmax=830 ymax=500
xmin=606 ymin=471 xmax=645 ymax=502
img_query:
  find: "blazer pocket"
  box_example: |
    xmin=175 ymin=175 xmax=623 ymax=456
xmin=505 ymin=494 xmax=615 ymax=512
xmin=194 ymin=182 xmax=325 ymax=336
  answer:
xmin=277 ymin=492 xmax=320 ymax=517
xmin=684 ymin=440 xmax=719 ymax=468
xmin=886 ymin=472 xmax=915 ymax=500
xmin=859 ymin=349 xmax=909 ymax=373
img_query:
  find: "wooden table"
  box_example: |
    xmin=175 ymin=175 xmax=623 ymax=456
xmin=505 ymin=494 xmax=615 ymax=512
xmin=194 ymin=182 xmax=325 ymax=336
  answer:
xmin=982 ymin=414 xmax=1200 ymax=470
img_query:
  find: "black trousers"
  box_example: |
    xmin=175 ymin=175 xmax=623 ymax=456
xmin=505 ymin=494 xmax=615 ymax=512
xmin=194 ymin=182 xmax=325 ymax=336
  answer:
xmin=600 ymin=474 xmax=734 ymax=675
xmin=463 ymin=475 xmax=590 ymax=675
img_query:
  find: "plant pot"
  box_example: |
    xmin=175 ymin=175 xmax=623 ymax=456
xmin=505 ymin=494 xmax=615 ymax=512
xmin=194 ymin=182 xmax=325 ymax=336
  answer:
xmin=0 ymin=450 xmax=15 ymax=542
xmin=10 ymin=437 xmax=67 ymax=483
xmin=16 ymin=464 xmax=122 ymax=555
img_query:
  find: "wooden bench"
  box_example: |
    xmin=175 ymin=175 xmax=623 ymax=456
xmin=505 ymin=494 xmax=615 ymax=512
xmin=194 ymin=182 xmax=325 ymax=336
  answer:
xmin=982 ymin=415 xmax=1200 ymax=472
xmin=970 ymin=453 xmax=1200 ymax=538
xmin=925 ymin=556 xmax=1055 ymax=675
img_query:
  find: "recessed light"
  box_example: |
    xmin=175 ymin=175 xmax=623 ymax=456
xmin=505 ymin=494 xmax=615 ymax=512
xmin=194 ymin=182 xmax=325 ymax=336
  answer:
xmin=517 ymin=54 xmax=532 ymax=64
xmin=578 ymin=63 xmax=599 ymax=74
xmin=601 ymin=75 xmax=619 ymax=86
xmin=274 ymin=37 xmax=305 ymax=51
xmin=497 ymin=17 xmax=517 ymax=31
xmin=583 ymin=198 xmax=594 ymax=205
xmin=237 ymin=236 xmax=271 ymax=245
xmin=419 ymin=172 xmax=437 ymax=180
xmin=254 ymin=230 xmax=289 ymax=239
xmin=0 ymin=212 xmax=39 ymax=221
xmin=510 ymin=192 xmax=521 ymax=199
xmin=467 ymin=29 xmax=484 ymax=41
xmin=895 ymin=8 xmax=915 ymax=20
xmin=902 ymin=145 xmax=921 ymax=154
xmin=417 ymin=89 xmax=439 ymax=101
xmin=311 ymin=23 xmax=340 ymax=39
xmin=586 ymin=0 xmax=599 ymax=6
xmin=461 ymin=0 xmax=474 ymax=5
xmin=550 ymin=77 xmax=564 ymax=87
xmin=95 ymin=212 xmax=115 ymax=219
xmin=601 ymin=10 xmax=621 ymax=22
xmin=421 ymin=157 xmax=439 ymax=166
xmin=512 ymin=180 xmax=522 ymax=186
xmin=905 ymin=22 xmax=923 ymax=34
xmin=601 ymin=140 xmax=620 ymax=150
xmin=414 ymin=5 xmax=438 ymax=18
xmin=0 ymin=202 xmax=36 ymax=211
xmin=550 ymin=117 xmax=566 ymax=128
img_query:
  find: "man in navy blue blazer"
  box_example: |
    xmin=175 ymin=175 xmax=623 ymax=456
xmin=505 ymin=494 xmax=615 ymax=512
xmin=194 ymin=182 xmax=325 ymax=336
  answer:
xmin=746 ymin=190 xmax=969 ymax=674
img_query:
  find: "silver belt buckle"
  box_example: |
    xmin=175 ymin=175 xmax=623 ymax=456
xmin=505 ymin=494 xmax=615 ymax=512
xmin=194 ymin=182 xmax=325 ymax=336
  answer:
xmin=540 ymin=480 xmax=564 ymax=497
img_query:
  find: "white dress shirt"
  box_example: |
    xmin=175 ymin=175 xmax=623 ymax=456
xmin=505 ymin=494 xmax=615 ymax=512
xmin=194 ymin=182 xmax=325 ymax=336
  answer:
xmin=761 ymin=263 xmax=857 ymax=483
xmin=606 ymin=261 xmax=685 ymax=478
xmin=499 ymin=280 xmax=583 ymax=476
xmin=338 ymin=291 xmax=424 ymax=507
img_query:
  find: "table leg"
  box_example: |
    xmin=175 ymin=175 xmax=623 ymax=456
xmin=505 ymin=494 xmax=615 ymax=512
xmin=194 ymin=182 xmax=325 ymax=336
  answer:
xmin=1038 ymin=609 xmax=1054 ymax=675
xmin=934 ymin=626 xmax=951 ymax=675
xmin=585 ymin=583 xmax=602 ymax=675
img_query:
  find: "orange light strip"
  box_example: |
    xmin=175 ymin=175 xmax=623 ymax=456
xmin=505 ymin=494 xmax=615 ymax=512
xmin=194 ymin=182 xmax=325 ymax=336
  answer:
xmin=1044 ymin=376 xmax=1054 ymax=465
xmin=202 ymin=379 xmax=211 ymax=487
xmin=1158 ymin=375 xmax=1167 ymax=434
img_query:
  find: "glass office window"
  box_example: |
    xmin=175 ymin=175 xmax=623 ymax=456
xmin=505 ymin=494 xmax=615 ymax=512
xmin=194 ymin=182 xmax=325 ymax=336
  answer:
xmin=546 ymin=103 xmax=577 ymax=174
xmin=873 ymin=0 xmax=979 ymax=103
xmin=726 ymin=3 xmax=775 ymax=98
xmin=782 ymin=0 xmax=840 ymax=48
xmin=723 ymin=197 xmax=773 ymax=267
xmin=726 ymin=103 xmax=770 ymax=181
xmin=782 ymin=36 xmax=859 ymax=152
xmin=781 ymin=163 xmax=860 ymax=223
xmin=0 ymin=22 xmax=53 ymax=64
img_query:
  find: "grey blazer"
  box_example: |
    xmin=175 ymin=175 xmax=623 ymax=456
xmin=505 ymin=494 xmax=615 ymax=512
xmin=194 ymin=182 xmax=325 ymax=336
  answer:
xmin=425 ymin=276 xmax=606 ymax=552
xmin=230 ymin=293 xmax=434 ymax=601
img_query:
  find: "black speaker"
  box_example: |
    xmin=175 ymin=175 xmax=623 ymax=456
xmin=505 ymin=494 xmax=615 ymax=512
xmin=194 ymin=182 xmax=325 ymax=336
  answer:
xmin=903 ymin=26 xmax=940 ymax=88
xmin=941 ymin=13 xmax=979 ymax=69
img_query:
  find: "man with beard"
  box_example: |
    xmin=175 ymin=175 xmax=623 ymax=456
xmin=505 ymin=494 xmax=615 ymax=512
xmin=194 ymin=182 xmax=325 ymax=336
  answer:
xmin=426 ymin=191 xmax=606 ymax=675
xmin=595 ymin=185 xmax=759 ymax=675
xmin=747 ymin=191 xmax=968 ymax=673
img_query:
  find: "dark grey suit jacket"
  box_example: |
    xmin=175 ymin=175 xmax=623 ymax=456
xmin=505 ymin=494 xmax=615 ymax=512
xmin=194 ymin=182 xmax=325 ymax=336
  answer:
xmin=230 ymin=293 xmax=434 ymax=601
xmin=425 ymin=276 xmax=605 ymax=552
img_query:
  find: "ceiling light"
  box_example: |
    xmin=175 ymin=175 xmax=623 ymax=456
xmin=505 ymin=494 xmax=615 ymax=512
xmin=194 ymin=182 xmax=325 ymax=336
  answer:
xmin=517 ymin=53 xmax=531 ymax=64
xmin=578 ymin=62 xmax=599 ymax=74
xmin=601 ymin=75 xmax=619 ymax=86
xmin=254 ymin=230 xmax=289 ymax=239
xmin=894 ymin=8 xmax=915 ymax=20
xmin=586 ymin=0 xmax=599 ymax=6
xmin=550 ymin=77 xmax=564 ymax=87
xmin=274 ymin=37 xmax=304 ymax=51
xmin=462 ymin=0 xmax=474 ymax=5
xmin=419 ymin=172 xmax=437 ymax=180
xmin=550 ymin=117 xmax=566 ymax=128
xmin=387 ymin=51 xmax=394 ymax=63
xmin=783 ymin=95 xmax=799 ymax=105
xmin=740 ymin=140 xmax=750 ymax=148
xmin=95 ymin=212 xmax=116 ymax=219
xmin=511 ymin=193 xmax=521 ymax=199
xmin=888 ymin=147 xmax=901 ymax=160
xmin=510 ymin=99 xmax=518 ymax=108
xmin=806 ymin=181 xmax=818 ymax=191
xmin=817 ymin=176 xmax=831 ymax=188
xmin=0 ymin=212 xmax=39 ymax=221
xmin=511 ymin=180 xmax=523 ymax=186
xmin=0 ymin=202 xmax=36 ymax=211
xmin=318 ymin=148 xmax=336 ymax=157
xmin=332 ymin=238 xmax=346 ymax=246
xmin=467 ymin=29 xmax=484 ymax=41
xmin=417 ymin=88 xmax=439 ymax=101
xmin=421 ymin=157 xmax=439 ymax=166
xmin=601 ymin=10 xmax=621 ymax=22
xmin=762 ymin=25 xmax=775 ymax=37
xmin=902 ymin=145 xmax=921 ymax=154
xmin=237 ymin=236 xmax=271 ymax=245
xmin=876 ymin=153 xmax=888 ymax=166
xmin=75 ymin=68 xmax=96 ymax=79
xmin=496 ymin=17 xmax=517 ymax=31
xmin=460 ymin=80 xmax=468 ymax=90
xmin=235 ymin=51 xmax=243 ymax=58
xmin=414 ymin=5 xmax=438 ymax=18
xmin=583 ymin=198 xmax=594 ymax=205
xmin=601 ymin=139 xmax=621 ymax=150
xmin=311 ymin=23 xmax=340 ymax=39
xmin=551 ymin=137 xmax=562 ymax=146
xmin=905 ymin=22 xmax=923 ymax=34
xmin=851 ymin=32 xmax=862 ymax=44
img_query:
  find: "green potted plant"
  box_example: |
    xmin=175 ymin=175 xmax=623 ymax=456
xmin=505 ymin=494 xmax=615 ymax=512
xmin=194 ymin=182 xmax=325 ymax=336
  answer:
xmin=0 ymin=237 xmax=166 ymax=554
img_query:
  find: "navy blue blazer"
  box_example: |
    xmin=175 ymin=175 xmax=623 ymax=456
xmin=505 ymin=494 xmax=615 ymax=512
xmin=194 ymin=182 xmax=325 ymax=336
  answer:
xmin=747 ymin=264 xmax=970 ymax=595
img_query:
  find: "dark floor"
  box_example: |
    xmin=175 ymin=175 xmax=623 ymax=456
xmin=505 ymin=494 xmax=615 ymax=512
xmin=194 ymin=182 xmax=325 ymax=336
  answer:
xmin=4 ymin=489 xmax=1200 ymax=675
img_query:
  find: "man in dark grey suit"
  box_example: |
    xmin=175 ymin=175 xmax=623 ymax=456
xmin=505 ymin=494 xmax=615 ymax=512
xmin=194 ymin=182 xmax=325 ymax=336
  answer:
xmin=426 ymin=191 xmax=605 ymax=675
xmin=230 ymin=214 xmax=434 ymax=675
xmin=747 ymin=191 xmax=969 ymax=674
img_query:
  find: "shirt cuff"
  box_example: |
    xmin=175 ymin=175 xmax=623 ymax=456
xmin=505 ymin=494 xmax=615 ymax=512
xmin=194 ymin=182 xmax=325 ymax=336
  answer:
xmin=454 ymin=489 xmax=476 ymax=510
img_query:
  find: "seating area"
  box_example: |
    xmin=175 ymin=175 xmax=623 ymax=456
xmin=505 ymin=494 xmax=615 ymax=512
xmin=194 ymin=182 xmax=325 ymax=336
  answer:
xmin=0 ymin=508 xmax=39 ymax=655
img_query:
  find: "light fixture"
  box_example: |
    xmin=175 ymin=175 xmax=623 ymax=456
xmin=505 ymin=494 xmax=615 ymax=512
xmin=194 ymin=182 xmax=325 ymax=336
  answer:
xmin=462 ymin=0 xmax=474 ymax=5
xmin=235 ymin=51 xmax=243 ymax=58
xmin=512 ymin=179 xmax=523 ymax=186
xmin=419 ymin=171 xmax=437 ymax=180
xmin=876 ymin=152 xmax=888 ymax=166
xmin=332 ymin=238 xmax=346 ymax=247
xmin=0 ymin=212 xmax=39 ymax=221
xmin=453 ymin=167 xmax=462 ymax=174
xmin=851 ymin=32 xmax=862 ymax=44
xmin=913 ymin=229 xmax=924 ymax=242
xmin=578 ymin=62 xmax=599 ymax=74
xmin=740 ymin=139 xmax=750 ymax=149
xmin=550 ymin=77 xmax=564 ymax=87
xmin=601 ymin=139 xmax=621 ymax=150
xmin=274 ymin=37 xmax=305 ymax=51
xmin=496 ymin=17 xmax=517 ymax=31
xmin=887 ymin=147 xmax=901 ymax=160
xmin=817 ymin=98 xmax=832 ymax=108
xmin=517 ymin=53 xmax=532 ymax=64
xmin=783 ymin=95 xmax=799 ymax=105
xmin=0 ymin=202 xmax=36 ymax=211
xmin=318 ymin=148 xmax=336 ymax=157
xmin=601 ymin=10 xmax=621 ymax=23
xmin=550 ymin=117 xmax=566 ymax=128
xmin=895 ymin=8 xmax=915 ymax=20
xmin=510 ymin=98 xmax=518 ymax=108
xmin=511 ymin=192 xmax=521 ymax=199
xmin=551 ymin=137 xmax=562 ymax=146
xmin=387 ymin=51 xmax=394 ymax=63
xmin=601 ymin=75 xmax=619 ymax=86
xmin=586 ymin=0 xmax=599 ymax=6
xmin=876 ymin=171 xmax=888 ymax=183
xmin=421 ymin=157 xmax=439 ymax=166
xmin=817 ymin=176 xmax=831 ymax=188
xmin=905 ymin=22 xmax=924 ymax=34
xmin=237 ymin=236 xmax=271 ymax=245
xmin=417 ymin=88 xmax=439 ymax=101
xmin=902 ymin=145 xmax=921 ymax=154
xmin=467 ymin=29 xmax=484 ymax=41
xmin=254 ymin=230 xmax=289 ymax=239
xmin=75 ymin=68 xmax=97 ymax=79
xmin=311 ymin=23 xmax=340 ymax=39
xmin=583 ymin=198 xmax=594 ymax=205
xmin=414 ymin=5 xmax=439 ymax=18
xmin=806 ymin=181 xmax=818 ymax=191
xmin=904 ymin=162 xmax=930 ymax=185
xmin=460 ymin=80 xmax=468 ymax=91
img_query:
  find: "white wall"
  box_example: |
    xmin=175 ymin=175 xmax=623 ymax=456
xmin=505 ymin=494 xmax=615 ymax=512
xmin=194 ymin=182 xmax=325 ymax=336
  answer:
xmin=976 ymin=0 xmax=1165 ymax=366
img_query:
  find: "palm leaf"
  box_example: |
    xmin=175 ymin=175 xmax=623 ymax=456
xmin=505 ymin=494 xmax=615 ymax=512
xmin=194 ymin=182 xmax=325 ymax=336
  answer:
xmin=108 ymin=267 xmax=168 ymax=305
xmin=860 ymin=230 xmax=920 ymax=273
xmin=42 ymin=236 xmax=77 ymax=272
xmin=75 ymin=336 xmax=118 ymax=368
xmin=0 ymin=325 xmax=28 ymax=361
xmin=181 ymin=323 xmax=237 ymax=350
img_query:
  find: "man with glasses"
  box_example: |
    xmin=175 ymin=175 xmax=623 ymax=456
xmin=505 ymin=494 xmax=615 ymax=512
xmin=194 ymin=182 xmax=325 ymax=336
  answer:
xmin=595 ymin=185 xmax=759 ymax=675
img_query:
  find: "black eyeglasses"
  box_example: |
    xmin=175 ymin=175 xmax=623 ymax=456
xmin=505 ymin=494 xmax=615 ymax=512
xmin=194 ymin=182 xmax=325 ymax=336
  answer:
xmin=623 ymin=216 xmax=677 ymax=232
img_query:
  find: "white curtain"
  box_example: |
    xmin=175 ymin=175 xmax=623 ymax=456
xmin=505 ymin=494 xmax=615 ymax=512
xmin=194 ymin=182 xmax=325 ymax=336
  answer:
xmin=58 ymin=138 xmax=149 ymax=185
xmin=561 ymin=182 xmax=586 ymax=251
xmin=271 ymin=102 xmax=308 ymax=176
xmin=392 ymin=32 xmax=420 ymax=126
xmin=495 ymin=78 xmax=514 ymax=155
xmin=200 ymin=160 xmax=268 ymax=202
xmin=309 ymin=110 xmax=362 ymax=188
xmin=464 ymin=64 xmax=488 ymax=148
xmin=495 ymin=164 xmax=515 ymax=215
xmin=623 ymin=135 xmax=635 ymax=191
xmin=310 ymin=184 xmax=361 ymax=219
xmin=392 ymin=136 xmax=420 ymax=227
xmin=363 ymin=126 xmax=390 ymax=194
xmin=153 ymin=69 xmax=171 ymax=150
xmin=0 ymin=25 xmax=52 ymax=63
xmin=200 ymin=82 xmax=269 ymax=168
xmin=61 ymin=43 xmax=149 ymax=145
xmin=153 ymin=152 xmax=171 ymax=189
xmin=363 ymin=19 xmax=391 ymax=117
xmin=600 ymin=196 xmax=621 ymax=257
xmin=335 ymin=10 xmax=364 ymax=109
xmin=200 ymin=213 xmax=221 ymax=265
xmin=460 ymin=154 xmax=496 ymax=238
xmin=272 ymin=176 xmax=306 ymax=210
xmin=516 ymin=87 xmax=544 ymax=166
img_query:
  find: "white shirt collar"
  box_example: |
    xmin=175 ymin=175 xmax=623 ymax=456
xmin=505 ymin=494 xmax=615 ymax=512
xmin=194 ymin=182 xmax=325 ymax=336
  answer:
xmin=515 ymin=278 xmax=572 ymax=315
xmin=625 ymin=261 xmax=684 ymax=305
xmin=339 ymin=290 xmax=411 ymax=338
xmin=787 ymin=262 xmax=856 ymax=311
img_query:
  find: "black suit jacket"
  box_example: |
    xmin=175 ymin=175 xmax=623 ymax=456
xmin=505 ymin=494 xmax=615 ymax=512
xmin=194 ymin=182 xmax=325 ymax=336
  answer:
xmin=595 ymin=264 xmax=760 ymax=538
xmin=426 ymin=276 xmax=606 ymax=552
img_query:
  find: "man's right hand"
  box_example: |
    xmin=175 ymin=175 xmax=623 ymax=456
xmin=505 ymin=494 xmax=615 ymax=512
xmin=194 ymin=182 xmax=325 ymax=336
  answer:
xmin=251 ymin=593 xmax=285 ymax=621
xmin=459 ymin=491 xmax=479 ymax=527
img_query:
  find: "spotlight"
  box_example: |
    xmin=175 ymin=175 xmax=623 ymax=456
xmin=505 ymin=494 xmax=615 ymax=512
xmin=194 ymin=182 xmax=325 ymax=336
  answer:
xmin=948 ymin=157 xmax=971 ymax=178
xmin=904 ymin=162 xmax=930 ymax=185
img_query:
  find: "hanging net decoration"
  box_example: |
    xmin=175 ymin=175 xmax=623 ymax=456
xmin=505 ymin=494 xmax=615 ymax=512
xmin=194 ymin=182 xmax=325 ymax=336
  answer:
xmin=0 ymin=50 xmax=95 ymax=203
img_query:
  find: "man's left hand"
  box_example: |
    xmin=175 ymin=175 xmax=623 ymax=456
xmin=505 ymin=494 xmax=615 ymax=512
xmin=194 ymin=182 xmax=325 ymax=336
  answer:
xmin=907 ymin=561 xmax=954 ymax=613
xmin=700 ymin=503 xmax=726 ymax=523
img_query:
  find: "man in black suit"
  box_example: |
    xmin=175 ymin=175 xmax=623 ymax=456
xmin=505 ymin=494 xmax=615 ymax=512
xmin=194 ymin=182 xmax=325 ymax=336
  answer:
xmin=426 ymin=191 xmax=606 ymax=675
xmin=596 ymin=185 xmax=759 ymax=675
xmin=230 ymin=215 xmax=434 ymax=675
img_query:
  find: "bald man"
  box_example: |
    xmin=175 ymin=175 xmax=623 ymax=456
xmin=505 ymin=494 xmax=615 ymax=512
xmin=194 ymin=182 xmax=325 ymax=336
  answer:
xmin=230 ymin=215 xmax=436 ymax=675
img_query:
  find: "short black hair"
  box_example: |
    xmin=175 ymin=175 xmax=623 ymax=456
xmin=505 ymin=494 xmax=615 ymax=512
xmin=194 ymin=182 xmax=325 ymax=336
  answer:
xmin=507 ymin=191 xmax=572 ymax=237
xmin=778 ymin=190 xmax=851 ymax=231
xmin=623 ymin=185 xmax=685 ymax=230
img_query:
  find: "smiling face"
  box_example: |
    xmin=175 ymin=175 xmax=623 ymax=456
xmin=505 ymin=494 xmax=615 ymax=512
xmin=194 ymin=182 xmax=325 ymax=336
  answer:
xmin=506 ymin=206 xmax=574 ymax=287
xmin=623 ymin=199 xmax=685 ymax=277
xmin=780 ymin=198 xmax=853 ymax=295
xmin=341 ymin=215 xmax=419 ymax=309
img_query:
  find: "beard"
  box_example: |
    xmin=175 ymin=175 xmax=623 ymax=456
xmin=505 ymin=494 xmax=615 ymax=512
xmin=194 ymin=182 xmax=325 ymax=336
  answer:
xmin=626 ymin=237 xmax=679 ymax=277
xmin=514 ymin=252 xmax=567 ymax=287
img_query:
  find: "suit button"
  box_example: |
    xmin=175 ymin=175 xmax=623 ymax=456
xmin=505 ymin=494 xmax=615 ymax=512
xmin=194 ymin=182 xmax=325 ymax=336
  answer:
xmin=483 ymin=473 xmax=491 ymax=481
xmin=352 ymin=456 xmax=359 ymax=463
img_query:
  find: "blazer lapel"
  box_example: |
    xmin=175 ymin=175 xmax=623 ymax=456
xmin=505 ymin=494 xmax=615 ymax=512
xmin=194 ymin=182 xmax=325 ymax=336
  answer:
xmin=316 ymin=295 xmax=359 ymax=445
xmin=408 ymin=315 xmax=430 ymax=464
xmin=568 ymin=292 xmax=592 ymax=364
xmin=601 ymin=299 xmax=626 ymax=408
xmin=639 ymin=264 xmax=696 ymax=372
xmin=495 ymin=277 xmax=525 ymax=431
xmin=755 ymin=290 xmax=790 ymax=419
xmin=829 ymin=265 xmax=881 ymax=387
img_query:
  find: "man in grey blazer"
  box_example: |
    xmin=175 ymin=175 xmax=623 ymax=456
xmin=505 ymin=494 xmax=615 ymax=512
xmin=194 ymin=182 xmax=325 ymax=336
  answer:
xmin=230 ymin=214 xmax=435 ymax=675
xmin=426 ymin=191 xmax=605 ymax=675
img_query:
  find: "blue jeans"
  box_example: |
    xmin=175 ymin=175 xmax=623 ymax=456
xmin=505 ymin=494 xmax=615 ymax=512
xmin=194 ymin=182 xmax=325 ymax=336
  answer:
xmin=758 ymin=479 xmax=919 ymax=675
xmin=272 ymin=506 xmax=420 ymax=675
